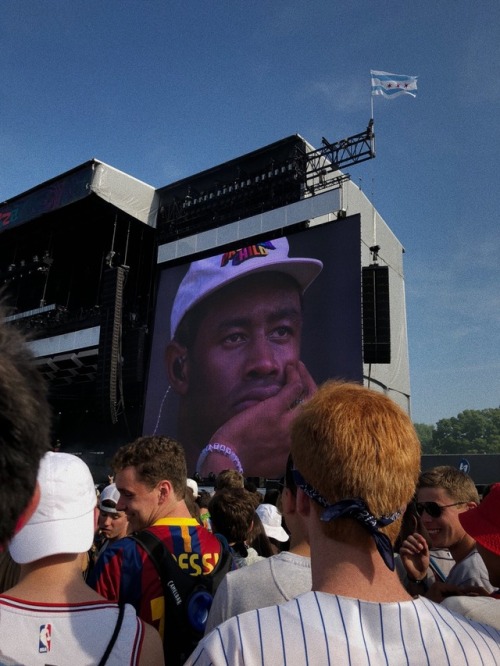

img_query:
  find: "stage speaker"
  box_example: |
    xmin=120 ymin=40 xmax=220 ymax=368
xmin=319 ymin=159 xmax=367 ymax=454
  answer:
xmin=96 ymin=267 xmax=125 ymax=423
xmin=362 ymin=265 xmax=391 ymax=364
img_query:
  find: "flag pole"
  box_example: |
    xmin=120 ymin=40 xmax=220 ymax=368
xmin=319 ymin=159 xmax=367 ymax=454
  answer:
xmin=369 ymin=75 xmax=376 ymax=250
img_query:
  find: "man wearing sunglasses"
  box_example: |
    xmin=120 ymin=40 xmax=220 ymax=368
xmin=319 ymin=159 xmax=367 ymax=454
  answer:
xmin=400 ymin=465 xmax=494 ymax=599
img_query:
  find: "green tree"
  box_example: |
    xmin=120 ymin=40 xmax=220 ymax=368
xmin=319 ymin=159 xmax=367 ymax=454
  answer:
xmin=431 ymin=407 xmax=500 ymax=454
xmin=413 ymin=423 xmax=436 ymax=453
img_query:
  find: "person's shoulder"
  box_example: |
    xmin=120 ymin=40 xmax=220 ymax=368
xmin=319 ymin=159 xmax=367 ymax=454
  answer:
xmin=241 ymin=547 xmax=266 ymax=566
xmin=442 ymin=595 xmax=500 ymax=631
xmin=459 ymin=546 xmax=486 ymax=567
xmin=418 ymin=594 xmax=500 ymax=630
xmin=150 ymin=521 xmax=221 ymax=547
xmin=91 ymin=536 xmax=140 ymax=576
xmin=446 ymin=550 xmax=477 ymax=577
xmin=209 ymin=592 xmax=311 ymax=633
xmin=222 ymin=557 xmax=311 ymax=609
xmin=203 ymin=528 xmax=226 ymax=548
xmin=272 ymin=551 xmax=311 ymax=568
xmin=223 ymin=552 xmax=274 ymax=582
xmin=442 ymin=594 xmax=498 ymax=613
xmin=138 ymin=618 xmax=165 ymax=666
xmin=447 ymin=548 xmax=494 ymax=590
xmin=198 ymin=599 xmax=281 ymax=664
xmin=98 ymin=535 xmax=138 ymax=558
xmin=110 ymin=605 xmax=164 ymax=666
xmin=462 ymin=546 xmax=482 ymax=561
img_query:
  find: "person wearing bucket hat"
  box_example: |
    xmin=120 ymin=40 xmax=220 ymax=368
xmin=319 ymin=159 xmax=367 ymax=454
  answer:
xmin=165 ymin=237 xmax=322 ymax=478
xmin=0 ymin=451 xmax=164 ymax=665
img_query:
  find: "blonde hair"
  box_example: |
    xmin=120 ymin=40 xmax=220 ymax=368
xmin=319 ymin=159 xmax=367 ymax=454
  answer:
xmin=418 ymin=466 xmax=479 ymax=504
xmin=214 ymin=469 xmax=245 ymax=491
xmin=291 ymin=381 xmax=421 ymax=545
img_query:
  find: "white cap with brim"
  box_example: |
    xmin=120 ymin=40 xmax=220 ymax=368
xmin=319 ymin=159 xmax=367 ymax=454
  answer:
xmin=256 ymin=503 xmax=290 ymax=543
xmin=170 ymin=237 xmax=323 ymax=338
xmin=99 ymin=483 xmax=121 ymax=514
xmin=186 ymin=478 xmax=199 ymax=499
xmin=9 ymin=451 xmax=97 ymax=564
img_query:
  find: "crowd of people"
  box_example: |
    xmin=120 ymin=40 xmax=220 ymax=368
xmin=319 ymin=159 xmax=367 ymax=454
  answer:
xmin=1 ymin=303 xmax=500 ymax=665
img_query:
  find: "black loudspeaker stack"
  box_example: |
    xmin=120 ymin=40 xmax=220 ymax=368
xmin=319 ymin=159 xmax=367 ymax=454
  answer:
xmin=96 ymin=267 xmax=125 ymax=423
xmin=362 ymin=265 xmax=391 ymax=364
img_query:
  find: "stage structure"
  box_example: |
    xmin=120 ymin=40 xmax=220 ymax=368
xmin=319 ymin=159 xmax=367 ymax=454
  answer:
xmin=0 ymin=122 xmax=414 ymax=480
xmin=141 ymin=122 xmax=411 ymax=481
xmin=149 ymin=120 xmax=410 ymax=425
xmin=156 ymin=121 xmax=374 ymax=243
xmin=0 ymin=161 xmax=158 ymax=477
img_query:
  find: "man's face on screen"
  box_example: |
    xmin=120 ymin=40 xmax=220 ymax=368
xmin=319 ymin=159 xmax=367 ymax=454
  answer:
xmin=184 ymin=273 xmax=303 ymax=441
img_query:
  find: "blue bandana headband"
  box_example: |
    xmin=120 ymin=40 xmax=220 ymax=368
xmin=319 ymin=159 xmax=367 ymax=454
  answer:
xmin=292 ymin=469 xmax=400 ymax=571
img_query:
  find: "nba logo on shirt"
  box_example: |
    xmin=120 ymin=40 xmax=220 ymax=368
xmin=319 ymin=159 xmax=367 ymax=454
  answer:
xmin=39 ymin=623 xmax=52 ymax=653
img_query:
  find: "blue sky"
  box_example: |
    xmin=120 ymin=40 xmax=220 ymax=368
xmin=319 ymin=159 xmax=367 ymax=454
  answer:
xmin=1 ymin=1 xmax=499 ymax=425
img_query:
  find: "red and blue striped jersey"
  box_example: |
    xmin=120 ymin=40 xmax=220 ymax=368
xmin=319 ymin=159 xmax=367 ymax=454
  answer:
xmin=89 ymin=517 xmax=223 ymax=638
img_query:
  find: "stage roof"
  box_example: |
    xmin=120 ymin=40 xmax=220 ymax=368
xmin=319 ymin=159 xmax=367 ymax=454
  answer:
xmin=0 ymin=159 xmax=159 ymax=234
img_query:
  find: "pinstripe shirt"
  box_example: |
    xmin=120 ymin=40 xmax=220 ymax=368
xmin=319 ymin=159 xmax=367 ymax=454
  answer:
xmin=186 ymin=591 xmax=500 ymax=665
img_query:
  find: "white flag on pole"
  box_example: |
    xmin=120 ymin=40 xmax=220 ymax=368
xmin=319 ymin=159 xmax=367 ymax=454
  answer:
xmin=371 ymin=70 xmax=418 ymax=98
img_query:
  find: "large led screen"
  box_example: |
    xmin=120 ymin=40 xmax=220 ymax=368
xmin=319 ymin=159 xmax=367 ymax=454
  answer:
xmin=143 ymin=215 xmax=362 ymax=478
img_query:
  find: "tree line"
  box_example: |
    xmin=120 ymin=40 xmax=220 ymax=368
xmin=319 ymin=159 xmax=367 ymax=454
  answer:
xmin=414 ymin=407 xmax=500 ymax=454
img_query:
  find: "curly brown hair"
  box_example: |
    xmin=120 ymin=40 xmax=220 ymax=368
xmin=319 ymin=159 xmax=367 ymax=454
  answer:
xmin=112 ymin=435 xmax=187 ymax=499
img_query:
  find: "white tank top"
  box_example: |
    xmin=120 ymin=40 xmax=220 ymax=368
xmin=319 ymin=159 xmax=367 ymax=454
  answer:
xmin=0 ymin=596 xmax=144 ymax=665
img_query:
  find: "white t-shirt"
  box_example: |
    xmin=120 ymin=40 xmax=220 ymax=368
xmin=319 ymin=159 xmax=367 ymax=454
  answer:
xmin=446 ymin=547 xmax=495 ymax=592
xmin=442 ymin=595 xmax=500 ymax=630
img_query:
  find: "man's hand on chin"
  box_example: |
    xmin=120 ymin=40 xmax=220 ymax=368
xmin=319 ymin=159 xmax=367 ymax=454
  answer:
xmin=202 ymin=362 xmax=317 ymax=478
